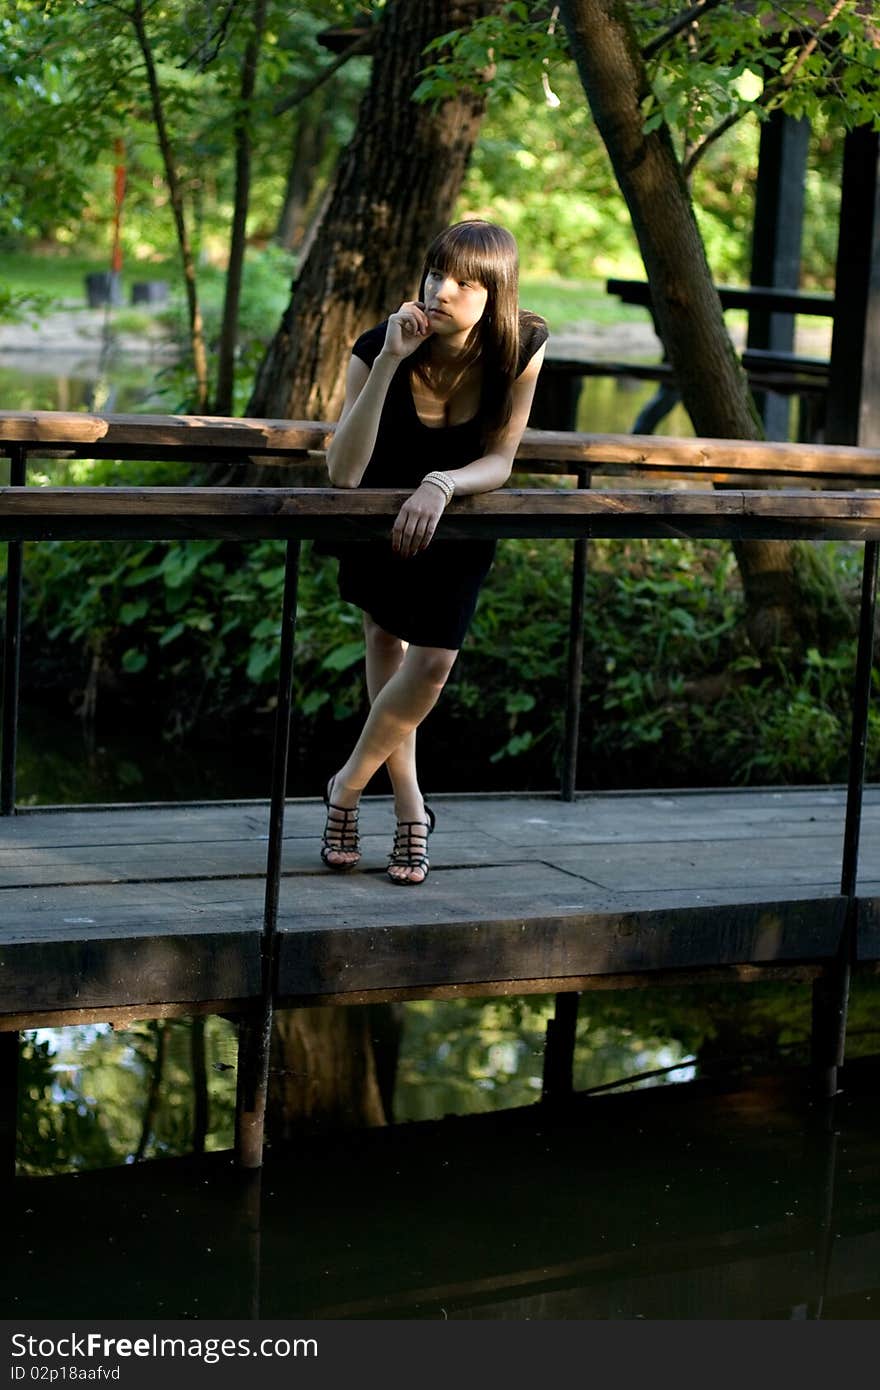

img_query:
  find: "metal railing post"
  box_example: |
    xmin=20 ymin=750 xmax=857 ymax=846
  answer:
xmin=235 ymin=538 xmax=301 ymax=1169
xmin=813 ymin=539 xmax=878 ymax=1097
xmin=561 ymin=467 xmax=591 ymax=802
xmin=1 ymin=445 xmax=27 ymax=816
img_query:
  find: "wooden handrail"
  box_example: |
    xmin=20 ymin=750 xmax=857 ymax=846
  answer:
xmin=3 ymin=485 xmax=880 ymax=542
xmin=2 ymin=410 xmax=880 ymax=482
xmin=605 ymin=277 xmax=836 ymax=317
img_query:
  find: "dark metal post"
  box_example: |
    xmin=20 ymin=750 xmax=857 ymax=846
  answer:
xmin=236 ymin=538 xmax=301 ymax=1169
xmin=1 ymin=445 xmax=27 ymax=816
xmin=561 ymin=467 xmax=590 ymax=802
xmin=542 ymin=991 xmax=580 ymax=1104
xmin=813 ymin=540 xmax=878 ymax=1097
xmin=840 ymin=545 xmax=878 ymax=898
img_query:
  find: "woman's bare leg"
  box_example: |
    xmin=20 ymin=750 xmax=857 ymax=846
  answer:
xmin=333 ymin=642 xmax=456 ymax=799
xmin=323 ymin=618 xmax=456 ymax=873
xmin=362 ymin=618 xmax=423 ymax=822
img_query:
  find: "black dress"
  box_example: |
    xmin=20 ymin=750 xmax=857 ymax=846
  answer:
xmin=334 ymin=311 xmax=548 ymax=649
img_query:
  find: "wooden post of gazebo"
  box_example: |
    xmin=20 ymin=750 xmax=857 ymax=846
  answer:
xmin=746 ymin=108 xmax=810 ymax=441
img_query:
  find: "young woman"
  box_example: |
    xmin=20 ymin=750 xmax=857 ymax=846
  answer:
xmin=321 ymin=219 xmax=547 ymax=885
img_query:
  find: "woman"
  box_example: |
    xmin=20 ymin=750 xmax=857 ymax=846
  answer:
xmin=321 ymin=219 xmax=547 ymax=884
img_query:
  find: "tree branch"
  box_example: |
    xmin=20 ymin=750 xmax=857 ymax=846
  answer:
xmin=178 ymin=0 xmax=243 ymax=71
xmin=641 ymin=0 xmax=727 ymax=62
xmin=682 ymin=0 xmax=850 ymax=178
xmin=272 ymin=26 xmax=373 ymax=117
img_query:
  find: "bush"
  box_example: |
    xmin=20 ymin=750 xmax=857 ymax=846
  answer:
xmin=8 ymin=519 xmax=868 ymax=791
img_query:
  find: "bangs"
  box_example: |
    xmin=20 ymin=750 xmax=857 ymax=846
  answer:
xmin=424 ymin=220 xmax=518 ymax=289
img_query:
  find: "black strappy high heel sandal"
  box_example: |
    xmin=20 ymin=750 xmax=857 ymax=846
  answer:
xmin=387 ymin=806 xmax=436 ymax=885
xmin=321 ymin=778 xmax=361 ymax=871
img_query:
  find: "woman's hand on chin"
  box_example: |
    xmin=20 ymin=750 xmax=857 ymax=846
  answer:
xmin=382 ymin=301 xmax=434 ymax=360
xmin=391 ymin=482 xmax=447 ymax=558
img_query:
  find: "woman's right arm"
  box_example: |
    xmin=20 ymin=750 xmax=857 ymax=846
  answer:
xmin=325 ymin=302 xmax=432 ymax=488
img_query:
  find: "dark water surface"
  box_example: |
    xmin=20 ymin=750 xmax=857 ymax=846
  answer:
xmin=6 ymin=1060 xmax=880 ymax=1319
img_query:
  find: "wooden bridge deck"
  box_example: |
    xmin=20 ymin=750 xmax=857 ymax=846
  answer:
xmin=3 ymin=785 xmax=880 ymax=1028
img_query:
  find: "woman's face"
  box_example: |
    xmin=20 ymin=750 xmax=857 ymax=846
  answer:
xmin=422 ymin=265 xmax=489 ymax=340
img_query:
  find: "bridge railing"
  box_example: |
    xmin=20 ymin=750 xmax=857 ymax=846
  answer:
xmin=4 ymin=413 xmax=880 ymax=1154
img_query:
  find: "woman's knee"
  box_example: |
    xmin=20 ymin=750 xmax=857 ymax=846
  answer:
xmin=406 ymin=645 xmax=458 ymax=689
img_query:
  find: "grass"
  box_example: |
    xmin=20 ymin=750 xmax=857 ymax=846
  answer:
xmin=519 ymin=274 xmax=651 ymax=331
xmin=1 ymin=249 xmax=178 ymax=306
xmin=4 ymin=248 xmax=655 ymax=334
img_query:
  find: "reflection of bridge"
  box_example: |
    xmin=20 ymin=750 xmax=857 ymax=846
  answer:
xmin=3 ymin=412 xmax=880 ymax=1167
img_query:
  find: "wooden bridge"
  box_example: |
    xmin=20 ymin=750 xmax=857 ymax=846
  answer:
xmin=3 ymin=411 xmax=880 ymax=1167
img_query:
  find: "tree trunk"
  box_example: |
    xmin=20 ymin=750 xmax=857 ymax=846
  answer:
xmin=274 ymin=91 xmax=332 ymax=252
xmin=559 ymin=0 xmax=802 ymax=650
xmin=245 ymin=0 xmax=504 ymax=433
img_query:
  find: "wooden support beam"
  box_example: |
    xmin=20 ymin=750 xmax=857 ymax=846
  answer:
xmin=748 ymin=109 xmax=810 ymax=440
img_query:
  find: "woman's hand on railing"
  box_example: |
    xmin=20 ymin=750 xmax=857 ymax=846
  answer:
xmin=391 ymin=482 xmax=447 ymax=558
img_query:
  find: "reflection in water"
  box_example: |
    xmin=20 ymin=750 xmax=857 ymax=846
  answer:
xmin=15 ymin=978 xmax=880 ymax=1178
xmin=6 ymin=1057 xmax=879 ymax=1320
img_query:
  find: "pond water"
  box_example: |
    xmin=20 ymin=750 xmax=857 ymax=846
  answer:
xmin=4 ymin=354 xmax=877 ymax=1322
xmin=6 ymin=1033 xmax=880 ymax=1319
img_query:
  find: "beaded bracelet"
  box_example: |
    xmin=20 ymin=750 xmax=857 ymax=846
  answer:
xmin=422 ymin=470 xmax=456 ymax=504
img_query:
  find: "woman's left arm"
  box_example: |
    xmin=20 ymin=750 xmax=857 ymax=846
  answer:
xmin=391 ymin=343 xmax=547 ymax=557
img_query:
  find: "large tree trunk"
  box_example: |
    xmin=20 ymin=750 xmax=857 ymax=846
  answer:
xmin=246 ymin=0 xmax=503 ymax=432
xmin=559 ymin=0 xmax=802 ymax=651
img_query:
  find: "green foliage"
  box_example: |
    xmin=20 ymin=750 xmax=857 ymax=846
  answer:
xmin=11 ymin=509 xmax=867 ymax=791
xmin=0 ymin=2 xmax=369 ymax=259
xmin=18 ymin=1018 xmax=237 ymax=1174
xmin=151 ymin=243 xmax=298 ymax=412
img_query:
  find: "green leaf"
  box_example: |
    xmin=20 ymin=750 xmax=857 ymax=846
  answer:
xmin=504 ymin=690 xmax=536 ymax=715
xmin=321 ymin=641 xmax=365 ymax=672
xmin=246 ymin=644 xmax=277 ymax=682
xmin=158 ymin=622 xmax=185 ymax=647
xmin=121 ymin=649 xmax=147 ymax=674
xmin=118 ymin=600 xmax=148 ymax=625
xmin=301 ymin=689 xmax=330 ymax=716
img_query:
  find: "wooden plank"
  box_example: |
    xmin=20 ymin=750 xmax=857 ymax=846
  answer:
xmin=0 ymin=410 xmax=333 ymax=453
xmin=6 ymin=485 xmax=880 ymax=545
xmin=276 ymin=896 xmax=846 ymax=996
xmin=4 ymin=410 xmax=880 ymax=479
xmin=856 ymin=896 xmax=880 ymax=960
xmin=273 ymin=962 xmax=825 ymax=1009
xmin=545 ymin=836 xmax=847 ymax=892
xmin=0 ymin=963 xmax=828 ymax=1028
xmin=0 ymin=928 xmax=262 ymax=1015
xmin=606 ymin=277 xmax=835 ymax=317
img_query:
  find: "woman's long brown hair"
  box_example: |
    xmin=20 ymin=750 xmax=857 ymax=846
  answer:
xmin=411 ymin=220 xmax=534 ymax=445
